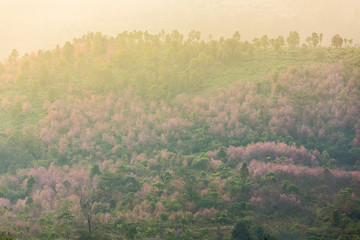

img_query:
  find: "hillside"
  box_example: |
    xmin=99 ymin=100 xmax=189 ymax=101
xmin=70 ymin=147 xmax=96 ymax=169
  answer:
xmin=0 ymin=31 xmax=359 ymax=239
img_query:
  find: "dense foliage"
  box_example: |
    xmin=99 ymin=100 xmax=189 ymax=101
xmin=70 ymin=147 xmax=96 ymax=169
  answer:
xmin=0 ymin=31 xmax=359 ymax=239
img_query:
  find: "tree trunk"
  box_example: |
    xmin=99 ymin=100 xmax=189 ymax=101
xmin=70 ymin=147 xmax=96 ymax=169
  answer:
xmin=88 ymin=217 xmax=92 ymax=236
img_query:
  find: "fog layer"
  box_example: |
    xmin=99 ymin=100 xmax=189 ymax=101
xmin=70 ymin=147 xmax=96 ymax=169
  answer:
xmin=1 ymin=0 xmax=359 ymax=59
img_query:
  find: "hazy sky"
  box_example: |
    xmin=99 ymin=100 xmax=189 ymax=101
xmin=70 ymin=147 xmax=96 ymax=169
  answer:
xmin=1 ymin=0 xmax=359 ymax=59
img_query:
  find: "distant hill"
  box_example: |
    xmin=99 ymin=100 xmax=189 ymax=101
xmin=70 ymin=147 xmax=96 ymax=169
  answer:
xmin=0 ymin=31 xmax=359 ymax=239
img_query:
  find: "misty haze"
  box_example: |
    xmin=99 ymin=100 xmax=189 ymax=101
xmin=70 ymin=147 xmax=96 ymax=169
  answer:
xmin=0 ymin=1 xmax=359 ymax=239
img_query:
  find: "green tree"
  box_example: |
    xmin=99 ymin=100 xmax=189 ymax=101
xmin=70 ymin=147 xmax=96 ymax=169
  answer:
xmin=8 ymin=49 xmax=18 ymax=62
xmin=188 ymin=30 xmax=201 ymax=45
xmin=331 ymin=34 xmax=343 ymax=48
xmin=57 ymin=200 xmax=75 ymax=240
xmin=217 ymin=146 xmax=227 ymax=162
xmin=260 ymin=35 xmax=269 ymax=49
xmin=177 ymin=167 xmax=200 ymax=202
xmin=233 ymin=31 xmax=241 ymax=41
xmin=239 ymin=162 xmax=249 ymax=183
xmin=0 ymin=231 xmax=13 ymax=240
xmin=231 ymin=220 xmax=251 ymax=240
xmin=39 ymin=64 xmax=51 ymax=86
xmin=331 ymin=209 xmax=340 ymax=226
xmin=38 ymin=213 xmax=57 ymax=239
xmin=77 ymin=187 xmax=97 ymax=237
xmin=63 ymin=41 xmax=74 ymax=61
xmin=25 ymin=175 xmax=36 ymax=196
xmin=7 ymin=165 xmax=16 ymax=176
xmin=252 ymin=38 xmax=261 ymax=48
xmin=287 ymin=184 xmax=299 ymax=194
xmin=288 ymin=90 xmax=318 ymax=120
xmin=319 ymin=33 xmax=323 ymax=46
xmin=125 ymin=226 xmax=138 ymax=240
xmin=93 ymin=32 xmax=107 ymax=56
xmin=287 ymin=31 xmax=300 ymax=48
xmin=271 ymin=36 xmax=285 ymax=52
xmin=160 ymin=212 xmax=169 ymax=221
xmin=26 ymin=196 xmax=33 ymax=205
xmin=191 ymin=155 xmax=209 ymax=170
xmin=306 ymin=32 xmax=320 ymax=47
xmin=90 ymin=164 xmax=101 ymax=179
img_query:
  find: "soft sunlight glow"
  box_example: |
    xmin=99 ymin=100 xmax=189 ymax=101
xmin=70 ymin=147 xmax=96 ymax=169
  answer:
xmin=1 ymin=0 xmax=360 ymax=59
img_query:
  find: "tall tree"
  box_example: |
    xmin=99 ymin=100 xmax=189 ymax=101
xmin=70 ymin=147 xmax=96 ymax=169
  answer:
xmin=271 ymin=36 xmax=285 ymax=52
xmin=331 ymin=34 xmax=343 ymax=48
xmin=8 ymin=49 xmax=18 ymax=62
xmin=319 ymin=33 xmax=323 ymax=46
xmin=56 ymin=200 xmax=75 ymax=240
xmin=311 ymin=32 xmax=320 ymax=47
xmin=305 ymin=32 xmax=320 ymax=47
xmin=231 ymin=220 xmax=251 ymax=240
xmin=286 ymin=31 xmax=300 ymax=48
xmin=77 ymin=186 xmax=97 ymax=237
xmin=260 ymin=35 xmax=269 ymax=49
xmin=239 ymin=162 xmax=250 ymax=183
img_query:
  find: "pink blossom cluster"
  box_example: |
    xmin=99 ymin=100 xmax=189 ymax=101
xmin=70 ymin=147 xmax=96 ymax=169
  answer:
xmin=279 ymin=193 xmax=301 ymax=206
xmin=247 ymin=160 xmax=360 ymax=181
xmin=228 ymin=142 xmax=318 ymax=166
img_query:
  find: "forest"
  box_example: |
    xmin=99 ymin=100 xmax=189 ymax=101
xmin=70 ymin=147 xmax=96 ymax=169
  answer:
xmin=0 ymin=30 xmax=359 ymax=239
